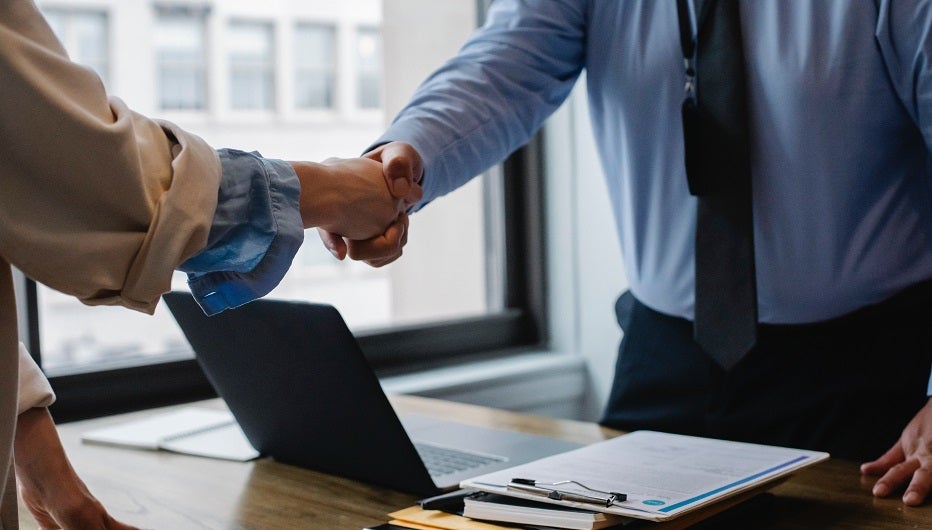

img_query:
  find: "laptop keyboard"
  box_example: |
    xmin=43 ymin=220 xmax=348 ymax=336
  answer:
xmin=414 ymin=442 xmax=507 ymax=477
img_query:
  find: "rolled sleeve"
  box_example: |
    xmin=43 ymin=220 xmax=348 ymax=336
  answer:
xmin=17 ymin=343 xmax=54 ymax=415
xmin=180 ymin=149 xmax=303 ymax=315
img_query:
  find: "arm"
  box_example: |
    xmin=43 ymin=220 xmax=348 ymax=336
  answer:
xmin=860 ymin=0 xmax=932 ymax=505
xmin=0 ymin=2 xmax=405 ymax=316
xmin=375 ymin=0 xmax=587 ymax=206
xmin=321 ymin=0 xmax=587 ymax=262
xmin=13 ymin=344 xmax=139 ymax=528
xmin=15 ymin=407 xmax=139 ymax=530
xmin=1 ymin=2 xmax=402 ymax=527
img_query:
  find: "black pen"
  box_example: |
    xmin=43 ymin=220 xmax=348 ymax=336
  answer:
xmin=417 ymin=488 xmax=476 ymax=514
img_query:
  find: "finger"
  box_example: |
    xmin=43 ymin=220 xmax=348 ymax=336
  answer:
xmin=903 ymin=465 xmax=932 ymax=506
xmin=364 ymin=216 xmax=409 ymax=267
xmin=316 ymin=228 xmax=346 ymax=260
xmin=346 ymin=218 xmax=405 ymax=262
xmin=861 ymin=442 xmax=906 ymax=476
xmin=872 ymin=459 xmax=920 ymax=498
xmin=371 ymin=142 xmax=423 ymax=198
xmin=106 ymin=517 xmax=143 ymax=530
xmin=404 ymin=183 xmax=424 ymax=210
xmin=365 ymin=252 xmax=402 ymax=268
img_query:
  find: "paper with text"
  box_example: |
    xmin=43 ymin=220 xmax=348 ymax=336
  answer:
xmin=460 ymin=430 xmax=828 ymax=522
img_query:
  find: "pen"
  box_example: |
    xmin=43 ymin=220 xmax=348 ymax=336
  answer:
xmin=417 ymin=488 xmax=476 ymax=514
xmin=507 ymin=478 xmax=627 ymax=507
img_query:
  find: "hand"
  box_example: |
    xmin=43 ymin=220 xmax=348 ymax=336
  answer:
xmin=317 ymin=142 xmax=423 ymax=265
xmin=14 ymin=407 xmax=141 ymax=530
xmin=860 ymin=398 xmax=932 ymax=506
xmin=364 ymin=142 xmax=424 ymax=207
xmin=291 ymin=157 xmax=407 ymax=240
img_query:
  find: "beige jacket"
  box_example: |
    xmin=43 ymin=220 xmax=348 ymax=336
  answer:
xmin=0 ymin=1 xmax=223 ymax=526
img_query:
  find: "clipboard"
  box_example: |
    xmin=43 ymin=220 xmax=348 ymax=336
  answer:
xmin=459 ymin=430 xmax=829 ymax=522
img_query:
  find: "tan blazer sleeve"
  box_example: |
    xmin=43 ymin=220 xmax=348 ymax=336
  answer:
xmin=0 ymin=1 xmax=221 ymax=314
xmin=17 ymin=343 xmax=54 ymax=415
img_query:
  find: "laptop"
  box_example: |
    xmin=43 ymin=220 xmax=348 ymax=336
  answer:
xmin=163 ymin=291 xmax=580 ymax=496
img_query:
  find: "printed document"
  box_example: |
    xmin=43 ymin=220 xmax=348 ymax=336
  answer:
xmin=460 ymin=430 xmax=828 ymax=522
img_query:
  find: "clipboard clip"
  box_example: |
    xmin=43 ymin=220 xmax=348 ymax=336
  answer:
xmin=508 ymin=478 xmax=627 ymax=507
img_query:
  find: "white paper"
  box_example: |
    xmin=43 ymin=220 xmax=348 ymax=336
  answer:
xmin=461 ymin=430 xmax=829 ymax=522
xmin=160 ymin=422 xmax=260 ymax=461
xmin=82 ymin=407 xmax=259 ymax=461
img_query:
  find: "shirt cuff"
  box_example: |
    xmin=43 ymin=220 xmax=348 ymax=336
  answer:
xmin=180 ymin=149 xmax=303 ymax=315
xmin=18 ymin=343 xmax=55 ymax=415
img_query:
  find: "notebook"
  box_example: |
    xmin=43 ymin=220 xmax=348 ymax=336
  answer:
xmin=162 ymin=291 xmax=580 ymax=495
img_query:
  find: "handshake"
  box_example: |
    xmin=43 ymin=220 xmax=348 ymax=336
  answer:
xmin=290 ymin=142 xmax=422 ymax=267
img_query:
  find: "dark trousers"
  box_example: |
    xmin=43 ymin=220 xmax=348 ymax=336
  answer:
xmin=600 ymin=282 xmax=932 ymax=461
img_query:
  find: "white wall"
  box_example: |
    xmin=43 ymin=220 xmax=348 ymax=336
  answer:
xmin=544 ymin=78 xmax=627 ymax=421
xmin=381 ymin=0 xmax=488 ymax=324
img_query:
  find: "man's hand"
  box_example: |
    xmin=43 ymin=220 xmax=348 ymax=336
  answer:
xmin=861 ymin=398 xmax=932 ymax=506
xmin=317 ymin=142 xmax=424 ymax=266
xmin=15 ymin=407 xmax=141 ymax=530
xmin=291 ymin=156 xmax=409 ymax=241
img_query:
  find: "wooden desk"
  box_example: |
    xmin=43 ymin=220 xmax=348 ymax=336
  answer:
xmin=21 ymin=396 xmax=930 ymax=529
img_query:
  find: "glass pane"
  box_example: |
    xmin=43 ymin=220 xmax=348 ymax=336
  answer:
xmin=356 ymin=27 xmax=381 ymax=109
xmin=295 ymin=23 xmax=335 ymax=109
xmin=35 ymin=0 xmax=491 ymax=373
xmin=295 ymin=74 xmax=333 ymax=108
xmin=156 ymin=14 xmax=206 ymax=110
xmin=40 ymin=8 xmax=109 ymax=86
xmin=229 ymin=22 xmax=274 ymax=110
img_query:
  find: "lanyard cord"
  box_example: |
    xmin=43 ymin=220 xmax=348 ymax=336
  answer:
xmin=676 ymin=0 xmax=697 ymax=99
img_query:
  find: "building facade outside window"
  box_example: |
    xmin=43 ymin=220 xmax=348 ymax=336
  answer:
xmin=294 ymin=23 xmax=337 ymax=110
xmin=228 ymin=20 xmax=275 ymax=111
xmin=42 ymin=8 xmax=109 ymax=87
xmin=29 ymin=1 xmax=536 ymax=422
xmin=155 ymin=9 xmax=207 ymax=111
xmin=355 ymin=26 xmax=381 ymax=109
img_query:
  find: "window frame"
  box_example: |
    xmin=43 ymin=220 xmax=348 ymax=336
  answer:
xmin=28 ymin=0 xmax=549 ymax=423
xmin=34 ymin=135 xmax=547 ymax=423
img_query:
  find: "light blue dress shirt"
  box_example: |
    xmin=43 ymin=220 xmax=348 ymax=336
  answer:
xmin=375 ymin=1 xmax=932 ymax=390
xmin=179 ymin=149 xmax=303 ymax=316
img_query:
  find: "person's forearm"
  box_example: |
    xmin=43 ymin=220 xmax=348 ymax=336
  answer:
xmin=1 ymin=1 xmax=222 ymax=314
xmin=289 ymin=157 xmax=403 ymax=239
xmin=13 ymin=408 xmax=70 ymax=483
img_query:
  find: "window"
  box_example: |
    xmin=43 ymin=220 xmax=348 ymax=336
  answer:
xmin=294 ymin=23 xmax=336 ymax=109
xmin=355 ymin=27 xmax=382 ymax=109
xmin=42 ymin=8 xmax=109 ymax=87
xmin=228 ymin=21 xmax=275 ymax=110
xmin=155 ymin=9 xmax=207 ymax=111
xmin=28 ymin=0 xmax=544 ymax=422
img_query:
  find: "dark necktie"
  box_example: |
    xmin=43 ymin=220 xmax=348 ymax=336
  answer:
xmin=679 ymin=0 xmax=757 ymax=369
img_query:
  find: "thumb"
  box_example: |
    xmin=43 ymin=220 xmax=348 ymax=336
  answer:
xmin=368 ymin=142 xmax=423 ymax=199
xmin=317 ymin=228 xmax=347 ymax=260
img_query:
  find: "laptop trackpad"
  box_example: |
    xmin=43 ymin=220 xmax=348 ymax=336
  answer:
xmin=400 ymin=413 xmax=581 ymax=472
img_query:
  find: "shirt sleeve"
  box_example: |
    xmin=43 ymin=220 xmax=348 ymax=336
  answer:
xmin=372 ymin=0 xmax=587 ymax=209
xmin=875 ymin=0 xmax=932 ymax=151
xmin=181 ymin=150 xmax=303 ymax=316
xmin=875 ymin=1 xmax=932 ymax=396
xmin=17 ymin=344 xmax=54 ymax=415
xmin=0 ymin=2 xmax=300 ymax=315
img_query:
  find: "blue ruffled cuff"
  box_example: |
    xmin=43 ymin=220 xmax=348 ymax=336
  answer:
xmin=180 ymin=149 xmax=303 ymax=315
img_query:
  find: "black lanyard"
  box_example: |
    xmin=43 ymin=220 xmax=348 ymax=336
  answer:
xmin=676 ymin=0 xmax=697 ymax=101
